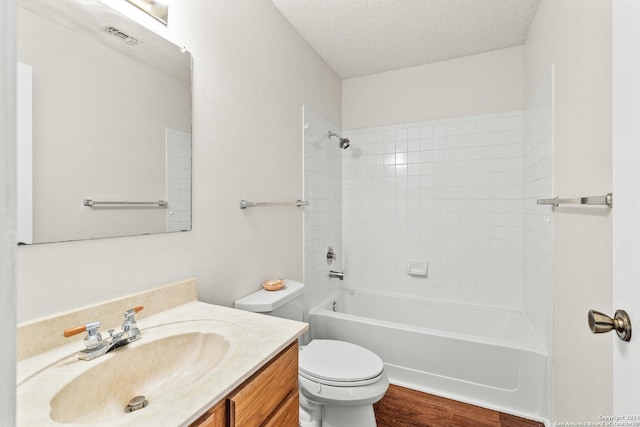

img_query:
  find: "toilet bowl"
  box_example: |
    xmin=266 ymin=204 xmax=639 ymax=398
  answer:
xmin=298 ymin=339 xmax=389 ymax=427
xmin=234 ymin=280 xmax=389 ymax=426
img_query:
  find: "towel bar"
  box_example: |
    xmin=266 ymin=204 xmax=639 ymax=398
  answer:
xmin=239 ymin=200 xmax=309 ymax=209
xmin=536 ymin=193 xmax=612 ymax=207
xmin=83 ymin=199 xmax=168 ymax=207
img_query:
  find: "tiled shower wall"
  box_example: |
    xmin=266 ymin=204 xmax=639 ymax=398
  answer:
xmin=303 ymin=107 xmax=343 ymax=313
xmin=523 ymin=72 xmax=553 ymax=352
xmin=342 ymin=111 xmax=525 ymax=309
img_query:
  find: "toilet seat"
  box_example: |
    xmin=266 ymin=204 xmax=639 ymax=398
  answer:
xmin=299 ymin=340 xmax=384 ymax=387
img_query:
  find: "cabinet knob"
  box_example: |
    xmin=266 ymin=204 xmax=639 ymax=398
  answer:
xmin=588 ymin=309 xmax=632 ymax=342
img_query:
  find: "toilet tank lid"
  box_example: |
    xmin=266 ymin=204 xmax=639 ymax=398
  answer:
xmin=234 ymin=279 xmax=304 ymax=313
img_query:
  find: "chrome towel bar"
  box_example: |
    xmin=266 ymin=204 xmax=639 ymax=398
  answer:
xmin=239 ymin=200 xmax=309 ymax=209
xmin=536 ymin=193 xmax=613 ymax=208
xmin=84 ymin=199 xmax=168 ymax=207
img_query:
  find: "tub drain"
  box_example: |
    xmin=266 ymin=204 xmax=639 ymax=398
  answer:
xmin=125 ymin=395 xmax=148 ymax=413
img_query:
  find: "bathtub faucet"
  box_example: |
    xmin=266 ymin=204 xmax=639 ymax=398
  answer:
xmin=329 ymin=270 xmax=344 ymax=280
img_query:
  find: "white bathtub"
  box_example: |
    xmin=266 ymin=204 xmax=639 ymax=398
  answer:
xmin=309 ymin=289 xmax=548 ymax=421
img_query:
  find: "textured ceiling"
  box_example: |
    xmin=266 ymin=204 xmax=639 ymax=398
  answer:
xmin=271 ymin=0 xmax=540 ymax=79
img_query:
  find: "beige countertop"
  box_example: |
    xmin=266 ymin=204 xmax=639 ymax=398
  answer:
xmin=16 ymin=278 xmax=308 ymax=426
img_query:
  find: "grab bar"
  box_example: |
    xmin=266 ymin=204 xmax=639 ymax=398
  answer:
xmin=83 ymin=199 xmax=168 ymax=207
xmin=536 ymin=193 xmax=613 ymax=208
xmin=239 ymin=200 xmax=309 ymax=209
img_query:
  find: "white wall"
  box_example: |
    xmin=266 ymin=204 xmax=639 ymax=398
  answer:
xmin=18 ymin=8 xmax=191 ymax=243
xmin=525 ymin=0 xmax=613 ymax=421
xmin=342 ymin=46 xmax=524 ymax=129
xmin=17 ymin=0 xmax=341 ymax=322
xmin=0 ymin=0 xmax=17 ymax=424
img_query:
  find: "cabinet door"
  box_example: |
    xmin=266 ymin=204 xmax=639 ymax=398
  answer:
xmin=189 ymin=398 xmax=226 ymax=427
xmin=263 ymin=390 xmax=299 ymax=427
xmin=229 ymin=342 xmax=298 ymax=426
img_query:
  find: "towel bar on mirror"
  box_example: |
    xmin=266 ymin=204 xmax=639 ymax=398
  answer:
xmin=83 ymin=199 xmax=168 ymax=207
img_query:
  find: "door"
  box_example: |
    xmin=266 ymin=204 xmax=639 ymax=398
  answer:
xmin=612 ymin=0 xmax=640 ymax=413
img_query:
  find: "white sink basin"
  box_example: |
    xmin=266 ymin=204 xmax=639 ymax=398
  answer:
xmin=17 ymin=320 xmax=246 ymax=426
xmin=51 ymin=331 xmax=229 ymax=423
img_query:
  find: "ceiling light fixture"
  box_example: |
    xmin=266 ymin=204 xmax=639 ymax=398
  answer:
xmin=126 ymin=0 xmax=168 ymax=25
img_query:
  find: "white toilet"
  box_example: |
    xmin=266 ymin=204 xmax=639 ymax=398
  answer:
xmin=234 ymin=280 xmax=389 ymax=427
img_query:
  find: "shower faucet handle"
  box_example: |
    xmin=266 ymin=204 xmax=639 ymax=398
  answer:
xmin=326 ymin=246 xmax=337 ymax=265
xmin=588 ymin=309 xmax=632 ymax=341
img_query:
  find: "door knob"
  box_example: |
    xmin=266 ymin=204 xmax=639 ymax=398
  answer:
xmin=588 ymin=309 xmax=632 ymax=341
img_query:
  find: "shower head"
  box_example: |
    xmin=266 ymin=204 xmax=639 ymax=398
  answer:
xmin=328 ymin=131 xmax=350 ymax=149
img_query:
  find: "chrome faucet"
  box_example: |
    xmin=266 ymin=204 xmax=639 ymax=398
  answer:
xmin=329 ymin=270 xmax=344 ymax=280
xmin=64 ymin=306 xmax=144 ymax=361
xmin=107 ymin=307 xmax=143 ymax=352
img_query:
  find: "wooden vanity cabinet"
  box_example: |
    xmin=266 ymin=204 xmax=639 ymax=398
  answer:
xmin=191 ymin=398 xmax=226 ymax=427
xmin=190 ymin=341 xmax=299 ymax=427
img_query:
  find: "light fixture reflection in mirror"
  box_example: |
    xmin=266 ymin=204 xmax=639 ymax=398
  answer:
xmin=126 ymin=0 xmax=168 ymax=25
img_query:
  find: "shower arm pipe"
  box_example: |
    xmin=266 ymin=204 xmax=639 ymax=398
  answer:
xmin=327 ymin=130 xmax=350 ymax=149
xmin=536 ymin=193 xmax=613 ymax=207
xmin=239 ymin=199 xmax=309 ymax=209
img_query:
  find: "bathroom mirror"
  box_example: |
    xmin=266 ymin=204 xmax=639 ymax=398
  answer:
xmin=16 ymin=0 xmax=192 ymax=244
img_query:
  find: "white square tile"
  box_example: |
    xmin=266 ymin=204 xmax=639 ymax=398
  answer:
xmin=396 ymin=141 xmax=408 ymax=153
xmin=395 ymin=129 xmax=408 ymax=141
xmin=420 ymin=138 xmax=433 ymax=151
xmin=407 ymin=128 xmax=421 ymax=140
xmin=434 ymin=124 xmax=447 ymax=137
xmin=332 ymin=108 xmax=548 ymax=314
xmin=384 ymin=142 xmax=396 ymax=153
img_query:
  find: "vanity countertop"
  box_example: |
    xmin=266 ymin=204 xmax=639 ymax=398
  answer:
xmin=16 ymin=278 xmax=308 ymax=426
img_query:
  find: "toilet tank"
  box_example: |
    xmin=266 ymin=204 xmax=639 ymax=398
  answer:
xmin=234 ymin=279 xmax=304 ymax=322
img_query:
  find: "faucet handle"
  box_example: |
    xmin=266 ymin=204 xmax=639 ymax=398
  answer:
xmin=124 ymin=306 xmax=144 ymax=319
xmin=122 ymin=306 xmax=144 ymax=336
xmin=63 ymin=321 xmax=103 ymax=350
xmin=123 ymin=306 xmax=144 ymax=324
xmin=63 ymin=321 xmax=101 ymax=338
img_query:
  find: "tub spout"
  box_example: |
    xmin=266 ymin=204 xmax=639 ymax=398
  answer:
xmin=329 ymin=271 xmax=344 ymax=280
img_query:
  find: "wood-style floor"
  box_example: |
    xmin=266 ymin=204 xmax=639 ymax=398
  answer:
xmin=374 ymin=384 xmax=544 ymax=427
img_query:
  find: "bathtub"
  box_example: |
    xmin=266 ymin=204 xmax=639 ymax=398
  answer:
xmin=309 ymin=289 xmax=548 ymax=421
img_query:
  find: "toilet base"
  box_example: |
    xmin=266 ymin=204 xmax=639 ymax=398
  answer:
xmin=300 ymin=391 xmax=378 ymax=427
xmin=322 ymin=404 xmax=377 ymax=427
xmin=299 ymin=392 xmax=321 ymax=427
